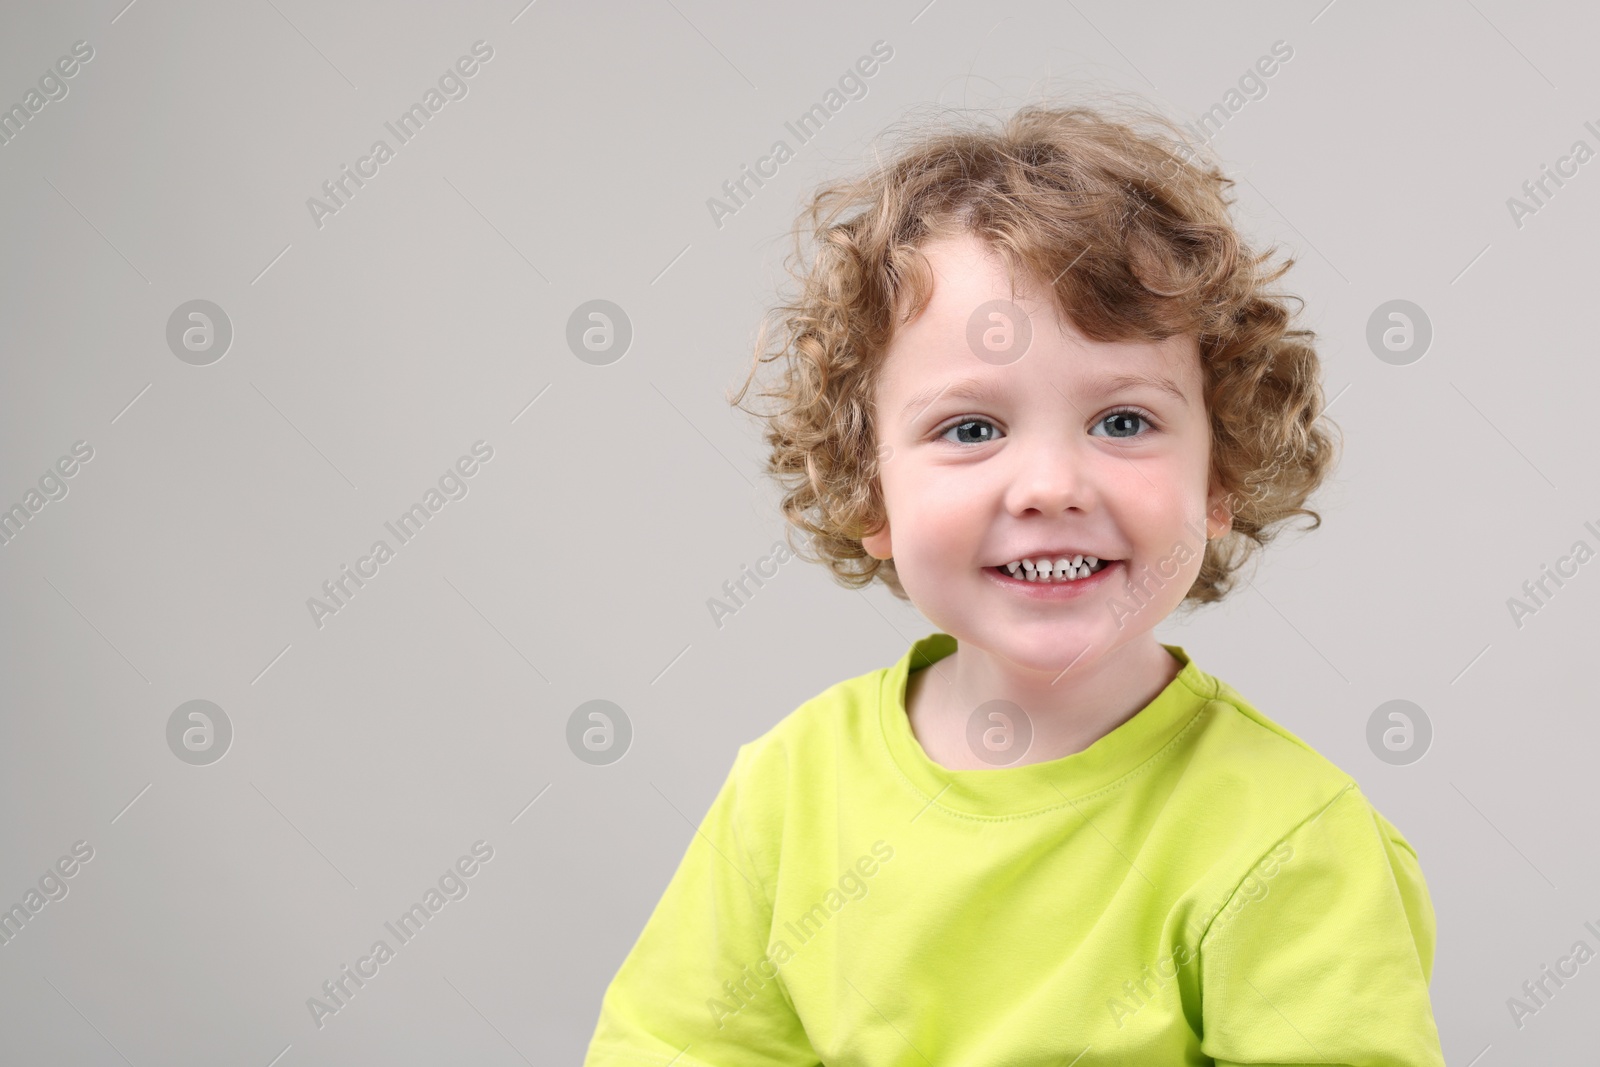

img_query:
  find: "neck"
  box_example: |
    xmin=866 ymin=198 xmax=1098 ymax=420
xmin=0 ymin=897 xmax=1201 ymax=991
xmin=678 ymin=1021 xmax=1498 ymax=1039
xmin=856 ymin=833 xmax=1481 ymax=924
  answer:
xmin=927 ymin=634 xmax=1181 ymax=766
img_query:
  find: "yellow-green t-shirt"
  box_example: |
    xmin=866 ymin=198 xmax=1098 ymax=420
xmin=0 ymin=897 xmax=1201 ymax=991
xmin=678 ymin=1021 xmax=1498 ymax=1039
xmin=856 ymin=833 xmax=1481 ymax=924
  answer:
xmin=583 ymin=632 xmax=1445 ymax=1066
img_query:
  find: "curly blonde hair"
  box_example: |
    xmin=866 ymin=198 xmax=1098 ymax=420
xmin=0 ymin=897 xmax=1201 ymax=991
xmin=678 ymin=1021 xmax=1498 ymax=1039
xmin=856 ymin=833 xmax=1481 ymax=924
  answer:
xmin=728 ymin=97 xmax=1340 ymax=606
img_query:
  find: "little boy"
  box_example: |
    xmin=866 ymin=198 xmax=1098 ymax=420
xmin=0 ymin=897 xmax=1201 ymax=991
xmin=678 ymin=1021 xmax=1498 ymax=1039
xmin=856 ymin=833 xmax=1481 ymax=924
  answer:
xmin=583 ymin=100 xmax=1445 ymax=1065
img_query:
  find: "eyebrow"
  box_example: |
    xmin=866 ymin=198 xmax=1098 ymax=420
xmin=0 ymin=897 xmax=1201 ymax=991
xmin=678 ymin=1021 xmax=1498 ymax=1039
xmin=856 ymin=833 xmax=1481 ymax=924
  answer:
xmin=898 ymin=371 xmax=1189 ymax=422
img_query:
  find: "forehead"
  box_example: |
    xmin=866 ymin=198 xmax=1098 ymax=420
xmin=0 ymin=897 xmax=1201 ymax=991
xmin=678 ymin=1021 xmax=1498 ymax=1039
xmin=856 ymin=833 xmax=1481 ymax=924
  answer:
xmin=876 ymin=233 xmax=1202 ymax=409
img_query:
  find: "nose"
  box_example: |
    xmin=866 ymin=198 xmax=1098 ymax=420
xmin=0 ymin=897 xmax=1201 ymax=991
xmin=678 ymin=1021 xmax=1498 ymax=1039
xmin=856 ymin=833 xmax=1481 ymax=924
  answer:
xmin=1003 ymin=431 xmax=1098 ymax=517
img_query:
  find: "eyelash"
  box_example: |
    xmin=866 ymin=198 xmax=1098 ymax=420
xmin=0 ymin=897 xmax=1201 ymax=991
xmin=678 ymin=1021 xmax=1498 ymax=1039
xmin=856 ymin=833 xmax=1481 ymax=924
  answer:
xmin=932 ymin=407 xmax=1160 ymax=445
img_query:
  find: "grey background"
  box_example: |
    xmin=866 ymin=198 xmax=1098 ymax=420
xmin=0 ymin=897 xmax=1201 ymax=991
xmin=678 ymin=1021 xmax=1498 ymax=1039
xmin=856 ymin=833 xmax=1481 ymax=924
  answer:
xmin=1 ymin=0 xmax=1595 ymax=1062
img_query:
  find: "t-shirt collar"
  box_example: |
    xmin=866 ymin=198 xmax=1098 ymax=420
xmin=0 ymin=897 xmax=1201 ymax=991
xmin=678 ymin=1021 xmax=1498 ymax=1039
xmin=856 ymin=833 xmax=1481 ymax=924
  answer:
xmin=877 ymin=631 xmax=1217 ymax=818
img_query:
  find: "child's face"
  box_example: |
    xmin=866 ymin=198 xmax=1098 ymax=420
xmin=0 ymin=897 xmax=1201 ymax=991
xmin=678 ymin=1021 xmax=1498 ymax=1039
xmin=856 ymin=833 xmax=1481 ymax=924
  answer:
xmin=863 ymin=232 xmax=1231 ymax=675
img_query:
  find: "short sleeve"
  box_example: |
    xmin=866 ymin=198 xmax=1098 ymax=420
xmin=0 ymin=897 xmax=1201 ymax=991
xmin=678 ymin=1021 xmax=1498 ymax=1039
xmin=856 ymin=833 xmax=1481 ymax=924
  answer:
xmin=582 ymin=744 xmax=820 ymax=1067
xmin=1198 ymin=784 xmax=1446 ymax=1067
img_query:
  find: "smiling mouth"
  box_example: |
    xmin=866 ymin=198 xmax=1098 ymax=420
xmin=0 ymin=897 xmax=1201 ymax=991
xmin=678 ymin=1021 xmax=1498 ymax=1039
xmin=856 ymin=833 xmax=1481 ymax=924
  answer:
xmin=987 ymin=558 xmax=1115 ymax=584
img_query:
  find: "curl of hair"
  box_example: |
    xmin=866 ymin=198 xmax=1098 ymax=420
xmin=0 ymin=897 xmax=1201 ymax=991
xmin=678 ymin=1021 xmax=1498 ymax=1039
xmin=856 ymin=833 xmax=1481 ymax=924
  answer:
xmin=728 ymin=96 xmax=1341 ymax=607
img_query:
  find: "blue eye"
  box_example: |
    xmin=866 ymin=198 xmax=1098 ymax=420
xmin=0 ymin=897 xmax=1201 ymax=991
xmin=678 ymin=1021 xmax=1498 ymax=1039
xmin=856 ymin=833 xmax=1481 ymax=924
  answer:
xmin=935 ymin=409 xmax=1158 ymax=446
xmin=1093 ymin=409 xmax=1155 ymax=439
xmin=939 ymin=418 xmax=1002 ymax=445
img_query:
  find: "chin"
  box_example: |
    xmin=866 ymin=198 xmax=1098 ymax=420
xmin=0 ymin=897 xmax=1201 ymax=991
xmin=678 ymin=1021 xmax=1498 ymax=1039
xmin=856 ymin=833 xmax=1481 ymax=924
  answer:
xmin=964 ymin=618 xmax=1110 ymax=675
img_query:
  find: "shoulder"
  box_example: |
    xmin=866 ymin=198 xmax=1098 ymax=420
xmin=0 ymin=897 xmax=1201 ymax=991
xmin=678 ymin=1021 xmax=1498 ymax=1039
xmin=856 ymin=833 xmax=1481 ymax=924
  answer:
xmin=707 ymin=662 xmax=892 ymax=883
xmin=1183 ymin=667 xmax=1363 ymax=822
xmin=1192 ymin=773 xmax=1445 ymax=1060
xmin=739 ymin=660 xmax=889 ymax=763
xmin=1171 ymin=666 xmax=1429 ymax=886
xmin=720 ymin=660 xmax=889 ymax=814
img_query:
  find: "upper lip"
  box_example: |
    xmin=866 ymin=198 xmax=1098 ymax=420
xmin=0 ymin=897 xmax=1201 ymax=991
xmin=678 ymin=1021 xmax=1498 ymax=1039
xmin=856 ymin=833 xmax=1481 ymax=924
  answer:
xmin=990 ymin=548 xmax=1116 ymax=566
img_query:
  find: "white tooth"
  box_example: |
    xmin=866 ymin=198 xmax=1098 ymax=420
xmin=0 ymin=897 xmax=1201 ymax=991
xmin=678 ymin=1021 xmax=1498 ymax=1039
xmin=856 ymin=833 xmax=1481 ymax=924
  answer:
xmin=1071 ymin=555 xmax=1083 ymax=568
xmin=1021 ymin=558 xmax=1036 ymax=573
xmin=1037 ymin=559 xmax=1054 ymax=579
xmin=1054 ymin=558 xmax=1071 ymax=582
xmin=1086 ymin=556 xmax=1098 ymax=567
xmin=1005 ymin=561 xmax=1021 ymax=575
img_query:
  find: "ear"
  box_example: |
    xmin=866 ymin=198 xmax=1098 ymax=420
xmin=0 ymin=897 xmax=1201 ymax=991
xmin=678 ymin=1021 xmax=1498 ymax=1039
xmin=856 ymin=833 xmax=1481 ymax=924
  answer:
xmin=861 ymin=517 xmax=893 ymax=561
xmin=1204 ymin=478 xmax=1233 ymax=540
